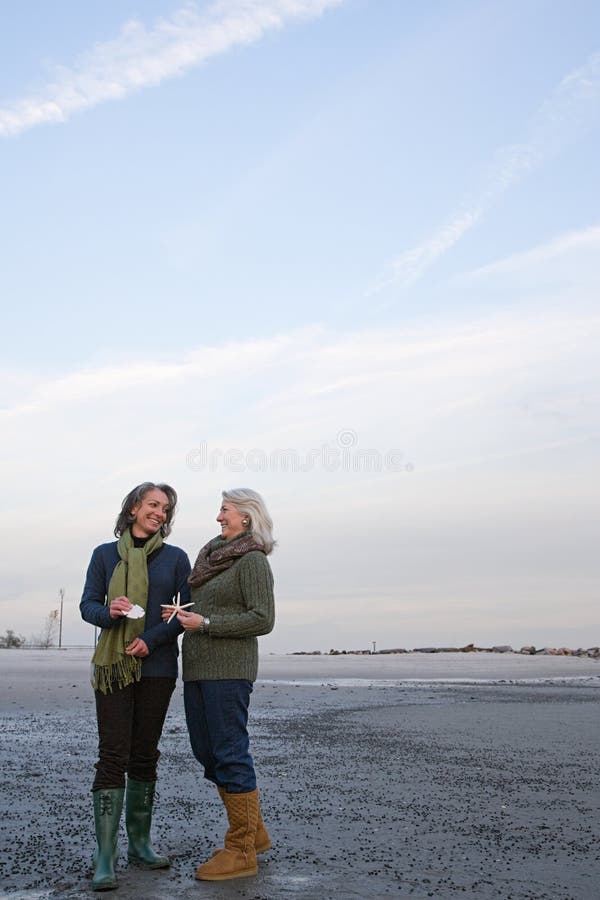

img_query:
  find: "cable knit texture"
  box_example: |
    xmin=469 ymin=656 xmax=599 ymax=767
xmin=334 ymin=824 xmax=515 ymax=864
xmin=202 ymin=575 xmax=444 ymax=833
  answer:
xmin=182 ymin=551 xmax=274 ymax=682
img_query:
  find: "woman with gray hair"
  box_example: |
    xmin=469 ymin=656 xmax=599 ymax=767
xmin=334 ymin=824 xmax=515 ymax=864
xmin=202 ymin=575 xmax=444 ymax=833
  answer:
xmin=163 ymin=488 xmax=275 ymax=882
xmin=81 ymin=482 xmax=191 ymax=891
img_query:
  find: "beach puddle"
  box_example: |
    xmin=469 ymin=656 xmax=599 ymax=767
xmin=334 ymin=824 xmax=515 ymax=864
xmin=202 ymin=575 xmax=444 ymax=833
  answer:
xmin=3 ymin=892 xmax=54 ymax=899
xmin=267 ymin=872 xmax=325 ymax=890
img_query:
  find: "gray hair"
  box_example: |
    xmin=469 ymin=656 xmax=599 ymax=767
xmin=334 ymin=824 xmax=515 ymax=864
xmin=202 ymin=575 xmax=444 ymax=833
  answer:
xmin=114 ymin=482 xmax=178 ymax=538
xmin=222 ymin=488 xmax=276 ymax=554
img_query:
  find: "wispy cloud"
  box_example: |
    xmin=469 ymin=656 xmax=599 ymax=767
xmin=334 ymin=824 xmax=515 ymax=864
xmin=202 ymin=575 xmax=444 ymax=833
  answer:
xmin=368 ymin=209 xmax=482 ymax=296
xmin=0 ymin=330 xmax=306 ymax=416
xmin=4 ymin=310 xmax=597 ymax=442
xmin=462 ymin=224 xmax=600 ymax=280
xmin=369 ymin=51 xmax=600 ymax=295
xmin=0 ymin=0 xmax=344 ymax=138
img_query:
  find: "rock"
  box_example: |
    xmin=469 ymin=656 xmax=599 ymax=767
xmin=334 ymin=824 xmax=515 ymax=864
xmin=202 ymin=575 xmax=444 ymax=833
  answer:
xmin=491 ymin=646 xmax=513 ymax=653
xmin=519 ymin=646 xmax=536 ymax=655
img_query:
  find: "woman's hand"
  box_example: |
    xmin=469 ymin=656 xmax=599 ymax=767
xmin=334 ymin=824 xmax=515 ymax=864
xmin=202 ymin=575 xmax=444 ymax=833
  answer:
xmin=161 ymin=606 xmax=173 ymax=622
xmin=109 ymin=595 xmax=132 ymax=619
xmin=124 ymin=637 xmax=149 ymax=657
xmin=177 ymin=610 xmax=204 ymax=632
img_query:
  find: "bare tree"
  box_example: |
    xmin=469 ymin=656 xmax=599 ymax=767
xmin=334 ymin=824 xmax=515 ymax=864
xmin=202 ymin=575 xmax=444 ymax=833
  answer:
xmin=34 ymin=612 xmax=59 ymax=649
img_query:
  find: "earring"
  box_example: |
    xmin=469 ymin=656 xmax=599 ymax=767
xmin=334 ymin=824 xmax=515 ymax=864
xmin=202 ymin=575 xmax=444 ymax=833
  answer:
xmin=242 ymin=519 xmax=249 ymax=526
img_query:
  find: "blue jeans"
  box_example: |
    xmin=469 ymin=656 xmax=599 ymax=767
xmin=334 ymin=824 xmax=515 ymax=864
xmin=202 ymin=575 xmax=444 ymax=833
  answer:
xmin=183 ymin=679 xmax=256 ymax=794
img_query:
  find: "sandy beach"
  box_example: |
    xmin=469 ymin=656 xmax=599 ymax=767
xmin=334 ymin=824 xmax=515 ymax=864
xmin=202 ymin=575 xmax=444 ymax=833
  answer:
xmin=1 ymin=650 xmax=599 ymax=899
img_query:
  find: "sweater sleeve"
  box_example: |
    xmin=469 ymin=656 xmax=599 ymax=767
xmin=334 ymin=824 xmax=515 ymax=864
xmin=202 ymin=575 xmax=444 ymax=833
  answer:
xmin=80 ymin=547 xmax=115 ymax=630
xmin=209 ymin=553 xmax=275 ymax=639
xmin=139 ymin=549 xmax=191 ymax=653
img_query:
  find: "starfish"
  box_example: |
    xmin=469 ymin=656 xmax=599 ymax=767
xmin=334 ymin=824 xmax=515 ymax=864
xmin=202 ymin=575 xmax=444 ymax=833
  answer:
xmin=161 ymin=593 xmax=194 ymax=623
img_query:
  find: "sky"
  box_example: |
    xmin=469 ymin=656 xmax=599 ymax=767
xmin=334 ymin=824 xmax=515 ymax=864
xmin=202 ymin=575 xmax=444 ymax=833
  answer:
xmin=1 ymin=0 xmax=599 ymax=653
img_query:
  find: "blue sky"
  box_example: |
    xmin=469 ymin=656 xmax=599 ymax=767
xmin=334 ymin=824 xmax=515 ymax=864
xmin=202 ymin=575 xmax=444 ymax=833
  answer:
xmin=1 ymin=0 xmax=599 ymax=652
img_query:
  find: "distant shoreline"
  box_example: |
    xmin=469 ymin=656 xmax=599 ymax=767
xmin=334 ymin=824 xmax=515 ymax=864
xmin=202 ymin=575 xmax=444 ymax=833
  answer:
xmin=293 ymin=642 xmax=600 ymax=659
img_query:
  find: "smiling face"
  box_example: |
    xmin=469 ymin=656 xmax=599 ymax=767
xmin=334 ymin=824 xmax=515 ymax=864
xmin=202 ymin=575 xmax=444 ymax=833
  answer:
xmin=130 ymin=488 xmax=169 ymax=538
xmin=216 ymin=501 xmax=246 ymax=541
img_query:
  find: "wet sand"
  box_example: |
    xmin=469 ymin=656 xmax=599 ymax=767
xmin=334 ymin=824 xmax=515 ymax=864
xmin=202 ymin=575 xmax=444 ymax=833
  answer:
xmin=1 ymin=650 xmax=599 ymax=899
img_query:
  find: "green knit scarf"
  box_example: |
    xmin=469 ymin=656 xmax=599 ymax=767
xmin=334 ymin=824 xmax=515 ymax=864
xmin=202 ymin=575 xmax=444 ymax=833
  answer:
xmin=91 ymin=527 xmax=163 ymax=694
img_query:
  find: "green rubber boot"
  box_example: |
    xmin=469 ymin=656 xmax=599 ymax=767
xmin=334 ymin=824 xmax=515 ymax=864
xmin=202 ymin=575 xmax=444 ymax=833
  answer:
xmin=126 ymin=779 xmax=170 ymax=869
xmin=92 ymin=788 xmax=124 ymax=891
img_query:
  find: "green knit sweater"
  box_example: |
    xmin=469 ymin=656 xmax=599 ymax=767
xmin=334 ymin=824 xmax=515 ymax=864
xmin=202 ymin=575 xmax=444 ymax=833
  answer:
xmin=182 ymin=549 xmax=275 ymax=682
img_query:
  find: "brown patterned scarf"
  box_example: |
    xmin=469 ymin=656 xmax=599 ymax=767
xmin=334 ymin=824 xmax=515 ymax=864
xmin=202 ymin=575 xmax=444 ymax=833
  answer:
xmin=189 ymin=533 xmax=264 ymax=588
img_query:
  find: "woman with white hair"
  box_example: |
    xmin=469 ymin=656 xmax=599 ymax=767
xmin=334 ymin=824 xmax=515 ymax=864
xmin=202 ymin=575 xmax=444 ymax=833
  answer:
xmin=164 ymin=487 xmax=275 ymax=882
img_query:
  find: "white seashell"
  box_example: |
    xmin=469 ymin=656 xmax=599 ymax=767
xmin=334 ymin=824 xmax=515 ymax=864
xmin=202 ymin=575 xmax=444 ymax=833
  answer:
xmin=126 ymin=604 xmax=145 ymax=619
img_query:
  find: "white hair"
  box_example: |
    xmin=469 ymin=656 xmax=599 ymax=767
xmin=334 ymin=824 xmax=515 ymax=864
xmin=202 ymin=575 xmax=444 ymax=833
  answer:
xmin=222 ymin=488 xmax=276 ymax=554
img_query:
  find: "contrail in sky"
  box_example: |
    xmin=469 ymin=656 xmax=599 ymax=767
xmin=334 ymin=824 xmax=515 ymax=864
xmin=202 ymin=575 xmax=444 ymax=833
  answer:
xmin=0 ymin=0 xmax=344 ymax=138
xmin=368 ymin=51 xmax=600 ymax=296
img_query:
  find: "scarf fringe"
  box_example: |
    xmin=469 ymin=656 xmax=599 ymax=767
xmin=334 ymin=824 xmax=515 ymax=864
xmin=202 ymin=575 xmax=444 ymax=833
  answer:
xmin=92 ymin=655 xmax=142 ymax=694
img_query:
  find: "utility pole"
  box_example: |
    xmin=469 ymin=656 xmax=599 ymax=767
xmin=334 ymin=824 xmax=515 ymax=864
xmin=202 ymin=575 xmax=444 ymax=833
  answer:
xmin=58 ymin=588 xmax=65 ymax=649
xmin=372 ymin=641 xmax=376 ymax=654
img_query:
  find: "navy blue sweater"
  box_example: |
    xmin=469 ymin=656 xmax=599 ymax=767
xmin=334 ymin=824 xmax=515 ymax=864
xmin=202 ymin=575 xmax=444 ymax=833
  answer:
xmin=80 ymin=542 xmax=191 ymax=679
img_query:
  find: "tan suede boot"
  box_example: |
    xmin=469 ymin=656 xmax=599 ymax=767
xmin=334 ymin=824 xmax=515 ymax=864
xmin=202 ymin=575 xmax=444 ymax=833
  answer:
xmin=216 ymin=786 xmax=272 ymax=855
xmin=254 ymin=794 xmax=272 ymax=854
xmin=195 ymin=789 xmax=259 ymax=881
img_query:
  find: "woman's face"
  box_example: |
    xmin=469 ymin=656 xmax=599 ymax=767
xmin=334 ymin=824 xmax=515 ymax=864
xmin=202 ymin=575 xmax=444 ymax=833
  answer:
xmin=130 ymin=489 xmax=169 ymax=538
xmin=216 ymin=501 xmax=246 ymax=541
